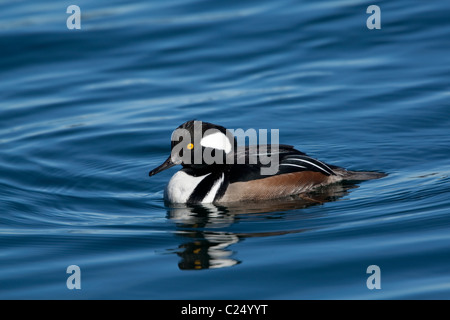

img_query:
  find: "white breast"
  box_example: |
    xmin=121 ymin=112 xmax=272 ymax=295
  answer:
xmin=164 ymin=171 xmax=210 ymax=204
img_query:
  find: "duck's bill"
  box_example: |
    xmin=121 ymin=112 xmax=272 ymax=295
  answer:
xmin=149 ymin=156 xmax=177 ymax=176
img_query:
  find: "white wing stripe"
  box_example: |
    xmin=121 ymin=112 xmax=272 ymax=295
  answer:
xmin=280 ymin=163 xmax=306 ymax=169
xmin=284 ymin=158 xmax=334 ymax=175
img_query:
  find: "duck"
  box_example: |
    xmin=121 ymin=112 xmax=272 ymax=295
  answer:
xmin=149 ymin=120 xmax=386 ymax=204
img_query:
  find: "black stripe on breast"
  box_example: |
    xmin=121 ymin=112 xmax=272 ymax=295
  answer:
xmin=187 ymin=171 xmax=228 ymax=204
xmin=213 ymin=173 xmax=229 ymax=202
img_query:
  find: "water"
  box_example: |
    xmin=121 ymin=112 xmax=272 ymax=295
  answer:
xmin=1 ymin=0 xmax=449 ymax=299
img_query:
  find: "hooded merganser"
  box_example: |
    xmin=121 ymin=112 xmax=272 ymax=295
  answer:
xmin=149 ymin=120 xmax=387 ymax=204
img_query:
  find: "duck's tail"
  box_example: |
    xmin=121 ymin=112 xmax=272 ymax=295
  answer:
xmin=333 ymin=168 xmax=387 ymax=181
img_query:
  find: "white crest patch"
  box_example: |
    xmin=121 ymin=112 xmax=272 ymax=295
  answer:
xmin=200 ymin=131 xmax=232 ymax=154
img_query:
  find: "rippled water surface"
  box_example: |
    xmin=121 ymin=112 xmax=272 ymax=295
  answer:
xmin=1 ymin=0 xmax=449 ymax=299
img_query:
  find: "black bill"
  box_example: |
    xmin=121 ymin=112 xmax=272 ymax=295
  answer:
xmin=149 ymin=156 xmax=177 ymax=176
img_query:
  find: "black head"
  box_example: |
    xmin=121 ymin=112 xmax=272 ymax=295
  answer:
xmin=149 ymin=120 xmax=236 ymax=177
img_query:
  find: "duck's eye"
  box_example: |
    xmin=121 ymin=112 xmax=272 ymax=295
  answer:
xmin=187 ymin=143 xmax=194 ymax=150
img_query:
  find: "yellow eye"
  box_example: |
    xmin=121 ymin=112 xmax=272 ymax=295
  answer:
xmin=187 ymin=143 xmax=194 ymax=150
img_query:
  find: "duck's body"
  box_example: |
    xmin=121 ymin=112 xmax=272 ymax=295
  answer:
xmin=149 ymin=121 xmax=386 ymax=204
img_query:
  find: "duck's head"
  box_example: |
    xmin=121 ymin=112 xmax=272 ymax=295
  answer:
xmin=149 ymin=120 xmax=235 ymax=176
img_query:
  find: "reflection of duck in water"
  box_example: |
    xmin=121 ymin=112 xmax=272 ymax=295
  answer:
xmin=167 ymin=182 xmax=359 ymax=270
xmin=170 ymin=204 xmax=240 ymax=270
xmin=149 ymin=120 xmax=386 ymax=205
xmin=176 ymin=231 xmax=240 ymax=270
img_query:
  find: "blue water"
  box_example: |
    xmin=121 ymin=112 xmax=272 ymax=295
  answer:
xmin=1 ymin=0 xmax=449 ymax=299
